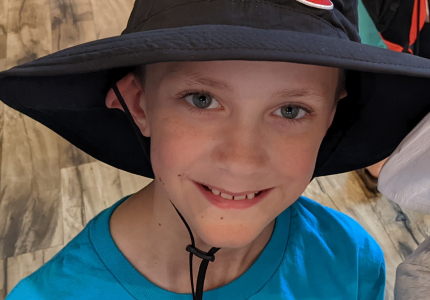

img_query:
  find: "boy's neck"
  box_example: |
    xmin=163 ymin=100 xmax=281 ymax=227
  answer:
xmin=109 ymin=182 xmax=275 ymax=293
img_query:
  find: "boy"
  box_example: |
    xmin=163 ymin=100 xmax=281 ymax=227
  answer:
xmin=1 ymin=0 xmax=430 ymax=299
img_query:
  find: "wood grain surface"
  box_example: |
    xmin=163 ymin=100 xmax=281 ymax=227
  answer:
xmin=0 ymin=0 xmax=7 ymax=72
xmin=0 ymin=1 xmax=429 ymax=299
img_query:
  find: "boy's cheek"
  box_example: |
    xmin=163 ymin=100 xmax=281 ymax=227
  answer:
xmin=280 ymin=157 xmax=315 ymax=198
xmin=148 ymin=124 xmax=204 ymax=188
xmin=273 ymin=135 xmax=321 ymax=173
xmin=150 ymin=116 xmax=321 ymax=191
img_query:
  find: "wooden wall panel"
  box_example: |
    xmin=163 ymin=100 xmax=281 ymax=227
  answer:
xmin=0 ymin=259 xmax=5 ymax=300
xmin=6 ymin=250 xmax=44 ymax=294
xmin=90 ymin=0 xmax=134 ymax=39
xmin=6 ymin=0 xmax=52 ymax=69
xmin=0 ymin=0 xmax=7 ymax=72
xmin=79 ymin=162 xmax=123 ymax=222
xmin=50 ymin=0 xmax=97 ymax=52
xmin=0 ymin=108 xmax=63 ymax=259
xmin=61 ymin=166 xmax=85 ymax=245
xmin=118 ymin=168 xmax=153 ymax=197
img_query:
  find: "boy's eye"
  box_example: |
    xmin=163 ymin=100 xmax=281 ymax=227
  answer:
xmin=181 ymin=91 xmax=311 ymax=121
xmin=185 ymin=93 xmax=219 ymax=109
xmin=275 ymin=106 xmax=307 ymax=120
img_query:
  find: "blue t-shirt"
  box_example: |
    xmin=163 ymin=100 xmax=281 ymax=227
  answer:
xmin=6 ymin=195 xmax=385 ymax=299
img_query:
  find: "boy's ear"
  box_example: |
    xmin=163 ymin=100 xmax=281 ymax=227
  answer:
xmin=105 ymin=73 xmax=150 ymax=136
xmin=339 ymin=88 xmax=348 ymax=101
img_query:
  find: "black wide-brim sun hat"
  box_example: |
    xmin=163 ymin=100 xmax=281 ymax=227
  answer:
xmin=1 ymin=0 xmax=430 ymax=180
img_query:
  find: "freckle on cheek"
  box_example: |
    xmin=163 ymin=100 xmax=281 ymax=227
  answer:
xmin=220 ymin=217 xmax=224 ymax=220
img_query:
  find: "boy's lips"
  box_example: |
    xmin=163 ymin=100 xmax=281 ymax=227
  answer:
xmin=193 ymin=181 xmax=273 ymax=210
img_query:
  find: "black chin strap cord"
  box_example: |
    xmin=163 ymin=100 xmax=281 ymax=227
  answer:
xmin=170 ymin=202 xmax=221 ymax=300
xmin=112 ymin=83 xmax=221 ymax=300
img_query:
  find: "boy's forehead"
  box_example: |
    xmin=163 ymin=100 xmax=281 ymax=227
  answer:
xmin=151 ymin=61 xmax=339 ymax=82
xmin=148 ymin=61 xmax=340 ymax=96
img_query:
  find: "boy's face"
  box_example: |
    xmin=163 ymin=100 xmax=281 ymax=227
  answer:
xmin=133 ymin=60 xmax=344 ymax=248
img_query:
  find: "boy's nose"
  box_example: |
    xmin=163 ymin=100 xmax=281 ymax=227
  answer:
xmin=214 ymin=124 xmax=268 ymax=175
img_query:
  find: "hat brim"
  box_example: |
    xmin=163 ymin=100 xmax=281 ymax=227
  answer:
xmin=0 ymin=25 xmax=430 ymax=178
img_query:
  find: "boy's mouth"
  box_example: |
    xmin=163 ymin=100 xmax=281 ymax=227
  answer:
xmin=194 ymin=181 xmax=272 ymax=210
xmin=201 ymin=184 xmax=263 ymax=200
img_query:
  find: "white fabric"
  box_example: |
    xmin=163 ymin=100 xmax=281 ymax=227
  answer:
xmin=378 ymin=112 xmax=430 ymax=214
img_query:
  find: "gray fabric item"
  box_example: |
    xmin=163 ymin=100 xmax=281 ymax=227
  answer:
xmin=378 ymin=112 xmax=430 ymax=214
xmin=395 ymin=236 xmax=430 ymax=300
xmin=378 ymin=112 xmax=430 ymax=299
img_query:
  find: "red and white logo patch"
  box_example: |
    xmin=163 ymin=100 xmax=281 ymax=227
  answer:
xmin=295 ymin=0 xmax=334 ymax=10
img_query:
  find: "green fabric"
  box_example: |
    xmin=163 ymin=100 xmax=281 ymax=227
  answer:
xmin=358 ymin=0 xmax=388 ymax=48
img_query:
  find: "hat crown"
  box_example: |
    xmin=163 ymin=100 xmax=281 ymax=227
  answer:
xmin=122 ymin=0 xmax=360 ymax=42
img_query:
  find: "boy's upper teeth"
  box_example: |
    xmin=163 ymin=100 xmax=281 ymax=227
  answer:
xmin=209 ymin=187 xmax=258 ymax=200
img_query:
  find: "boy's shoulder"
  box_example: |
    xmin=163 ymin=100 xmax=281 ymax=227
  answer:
xmin=288 ymin=195 xmax=385 ymax=272
xmin=266 ymin=196 xmax=386 ymax=299
xmin=6 ymin=227 xmax=94 ymax=299
xmin=5 ymin=212 xmax=129 ymax=300
xmin=293 ymin=195 xmax=383 ymax=252
xmin=293 ymin=195 xmax=383 ymax=251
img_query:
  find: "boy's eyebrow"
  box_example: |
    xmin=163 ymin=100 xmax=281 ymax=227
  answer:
xmin=272 ymin=88 xmax=325 ymax=101
xmin=167 ymin=71 xmax=325 ymax=101
xmin=167 ymin=71 xmax=234 ymax=91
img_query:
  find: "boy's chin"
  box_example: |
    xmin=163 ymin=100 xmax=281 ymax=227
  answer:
xmin=195 ymin=222 xmax=267 ymax=249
